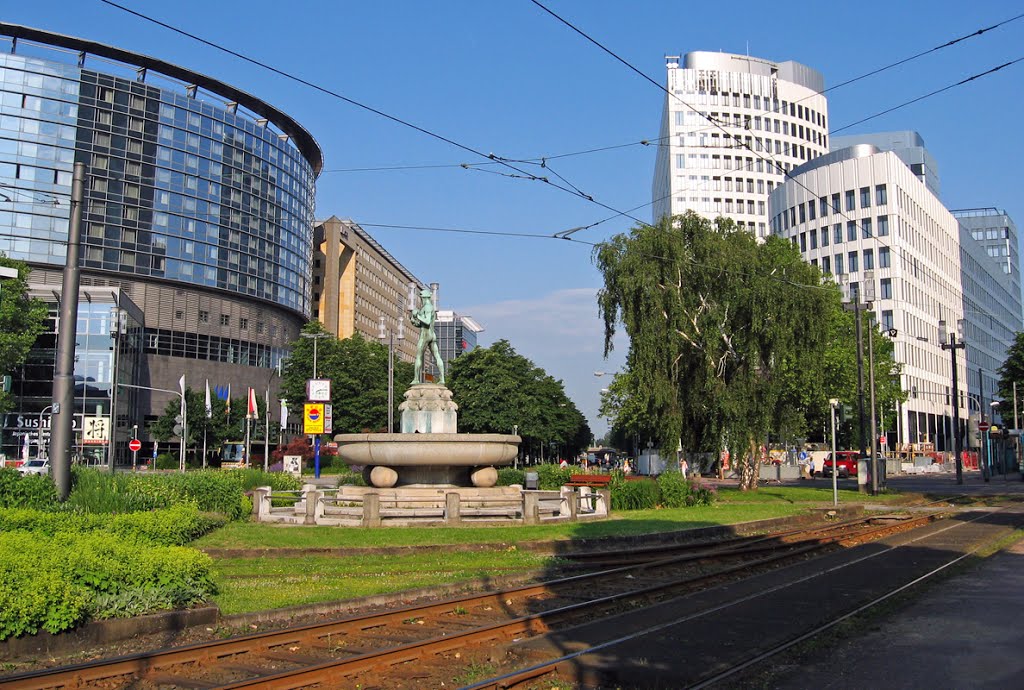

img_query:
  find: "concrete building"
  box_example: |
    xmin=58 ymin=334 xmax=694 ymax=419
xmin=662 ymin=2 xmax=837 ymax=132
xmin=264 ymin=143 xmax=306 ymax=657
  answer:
xmin=434 ymin=310 xmax=483 ymax=370
xmin=652 ymin=51 xmax=829 ymax=238
xmin=312 ymin=216 xmax=424 ymax=365
xmin=770 ymin=134 xmax=1022 ymax=451
xmin=0 ymin=25 xmax=321 ymax=462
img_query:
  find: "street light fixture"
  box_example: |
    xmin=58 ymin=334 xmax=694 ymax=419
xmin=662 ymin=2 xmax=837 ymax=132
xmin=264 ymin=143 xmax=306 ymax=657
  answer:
xmin=378 ymin=314 xmax=405 ymax=433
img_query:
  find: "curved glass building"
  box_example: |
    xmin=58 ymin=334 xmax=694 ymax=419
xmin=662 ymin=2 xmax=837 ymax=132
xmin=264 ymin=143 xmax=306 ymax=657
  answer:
xmin=0 ymin=24 xmax=321 ymax=463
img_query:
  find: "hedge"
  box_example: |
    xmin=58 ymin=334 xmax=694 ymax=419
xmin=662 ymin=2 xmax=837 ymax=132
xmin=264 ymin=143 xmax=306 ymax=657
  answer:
xmin=0 ymin=530 xmax=214 ymax=639
xmin=0 ymin=468 xmax=57 ymax=509
xmin=0 ymin=503 xmax=224 ymax=546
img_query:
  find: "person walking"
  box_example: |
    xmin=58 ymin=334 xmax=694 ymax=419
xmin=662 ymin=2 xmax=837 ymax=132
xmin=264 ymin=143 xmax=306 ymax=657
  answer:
xmin=680 ymin=458 xmax=689 ymax=480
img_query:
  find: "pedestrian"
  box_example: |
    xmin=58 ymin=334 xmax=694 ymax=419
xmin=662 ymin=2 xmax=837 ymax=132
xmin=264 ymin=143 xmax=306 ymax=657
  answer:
xmin=622 ymin=459 xmax=632 ymax=475
xmin=680 ymin=458 xmax=689 ymax=480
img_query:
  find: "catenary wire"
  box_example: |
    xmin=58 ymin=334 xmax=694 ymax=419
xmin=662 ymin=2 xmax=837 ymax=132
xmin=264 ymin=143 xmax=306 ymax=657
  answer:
xmin=97 ymin=0 xmax=650 ymax=227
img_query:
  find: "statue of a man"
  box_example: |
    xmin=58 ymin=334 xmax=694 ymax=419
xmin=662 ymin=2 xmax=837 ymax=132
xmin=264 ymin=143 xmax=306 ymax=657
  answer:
xmin=410 ymin=288 xmax=444 ymax=384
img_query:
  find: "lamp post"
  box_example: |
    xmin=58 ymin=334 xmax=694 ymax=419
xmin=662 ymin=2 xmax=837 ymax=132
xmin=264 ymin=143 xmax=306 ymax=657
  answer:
xmin=117 ymin=382 xmax=185 ymax=473
xmin=300 ymin=332 xmax=331 ymax=379
xmin=108 ymin=306 xmax=125 ymax=473
xmin=839 ymin=276 xmax=869 ymax=462
xmin=378 ymin=314 xmax=405 ymax=433
xmin=939 ymin=319 xmax=966 ymax=484
xmin=863 ymin=272 xmax=880 ymax=494
xmin=829 ymin=398 xmax=839 ymax=506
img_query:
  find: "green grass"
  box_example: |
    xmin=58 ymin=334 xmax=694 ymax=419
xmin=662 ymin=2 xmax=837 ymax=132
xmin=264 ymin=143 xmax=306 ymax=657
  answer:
xmin=199 ymin=486 xmax=918 ymax=614
xmin=212 ymin=549 xmax=556 ymax=614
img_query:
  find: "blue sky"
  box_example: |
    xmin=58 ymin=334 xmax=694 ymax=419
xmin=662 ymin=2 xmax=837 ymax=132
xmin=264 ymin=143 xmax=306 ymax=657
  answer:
xmin=6 ymin=1 xmax=1024 ymax=437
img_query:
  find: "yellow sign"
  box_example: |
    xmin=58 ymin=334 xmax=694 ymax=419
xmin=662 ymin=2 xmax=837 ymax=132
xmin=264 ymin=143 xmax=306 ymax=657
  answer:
xmin=303 ymin=403 xmax=325 ymax=434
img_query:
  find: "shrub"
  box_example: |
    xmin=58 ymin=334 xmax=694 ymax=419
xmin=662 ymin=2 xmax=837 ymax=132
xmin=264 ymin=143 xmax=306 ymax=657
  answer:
xmin=609 ymin=473 xmax=661 ymax=510
xmin=154 ymin=453 xmax=179 ymax=470
xmin=0 ymin=531 xmax=215 ymax=639
xmin=534 ymin=463 xmax=574 ymax=490
xmin=497 ymin=467 xmax=526 ymax=487
xmin=0 ymin=468 xmax=57 ymax=509
xmin=656 ymin=472 xmax=717 ymax=508
xmin=335 ymin=467 xmax=367 ymax=486
xmin=0 ymin=504 xmax=224 ymax=546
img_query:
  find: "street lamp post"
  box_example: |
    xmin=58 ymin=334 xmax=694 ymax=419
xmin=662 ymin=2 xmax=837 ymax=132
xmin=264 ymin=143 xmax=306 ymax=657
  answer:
xmin=379 ymin=315 xmax=405 ymax=433
xmin=939 ymin=319 xmax=966 ymax=484
xmin=829 ymin=398 xmax=839 ymax=506
xmin=117 ymin=382 xmax=186 ymax=472
xmin=300 ymin=332 xmax=331 ymax=379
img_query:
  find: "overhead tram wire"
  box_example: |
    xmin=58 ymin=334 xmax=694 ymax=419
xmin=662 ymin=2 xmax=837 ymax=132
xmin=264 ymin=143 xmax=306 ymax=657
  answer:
xmin=530 ymin=0 xmax=1024 ymax=318
xmin=98 ymin=0 xmax=649 ymax=228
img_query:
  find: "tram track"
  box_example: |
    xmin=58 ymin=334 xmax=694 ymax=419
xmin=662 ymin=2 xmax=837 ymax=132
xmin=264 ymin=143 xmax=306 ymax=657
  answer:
xmin=0 ymin=512 xmax=941 ymax=690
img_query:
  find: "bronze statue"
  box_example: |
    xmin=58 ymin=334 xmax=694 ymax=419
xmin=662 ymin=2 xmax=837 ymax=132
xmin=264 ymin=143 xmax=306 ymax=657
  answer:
xmin=410 ymin=288 xmax=444 ymax=384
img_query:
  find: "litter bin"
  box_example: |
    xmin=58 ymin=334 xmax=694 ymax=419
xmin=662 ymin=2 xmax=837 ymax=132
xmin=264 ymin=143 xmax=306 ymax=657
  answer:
xmin=857 ymin=459 xmax=869 ymax=493
xmin=525 ymin=472 xmax=539 ymax=490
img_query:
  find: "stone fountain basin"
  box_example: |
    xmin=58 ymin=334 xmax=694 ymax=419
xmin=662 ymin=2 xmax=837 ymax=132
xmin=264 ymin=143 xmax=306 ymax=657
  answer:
xmin=334 ymin=433 xmax=521 ymax=467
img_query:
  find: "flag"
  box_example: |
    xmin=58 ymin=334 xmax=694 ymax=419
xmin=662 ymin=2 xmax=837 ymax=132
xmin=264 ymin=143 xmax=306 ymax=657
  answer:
xmin=280 ymin=399 xmax=288 ymax=430
xmin=247 ymin=387 xmax=258 ymax=418
xmin=178 ymin=374 xmax=185 ymax=396
xmin=204 ymin=379 xmax=212 ymax=419
xmin=265 ymin=387 xmax=270 ymax=421
xmin=226 ymin=383 xmax=231 ymax=416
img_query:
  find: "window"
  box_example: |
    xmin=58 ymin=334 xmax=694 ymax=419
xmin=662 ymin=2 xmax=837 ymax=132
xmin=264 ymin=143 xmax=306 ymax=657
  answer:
xmin=880 ymin=278 xmax=892 ymax=299
xmin=831 ymin=193 xmax=841 ymax=214
xmin=822 ymin=256 xmax=831 ymax=274
xmin=810 ymin=230 xmax=817 ymax=249
xmin=821 ymin=227 xmax=829 ymax=247
xmin=198 ymin=310 xmax=209 ymax=323
xmin=175 ymin=310 xmax=183 ymax=320
xmin=880 ymin=246 xmax=891 ymax=267
xmin=881 ymin=310 xmax=894 ymax=331
xmin=833 ymin=224 xmax=842 ymax=245
xmin=798 ymin=205 xmax=806 ymax=223
xmin=862 ymin=218 xmax=872 ymax=238
xmin=220 ymin=314 xmax=230 ymax=326
xmin=800 ymin=232 xmax=807 ymax=252
xmin=848 ymin=251 xmax=859 ymax=272
xmin=863 ymin=249 xmax=874 ymax=269
xmin=860 ymin=187 xmax=871 ymax=208
xmin=845 ymin=190 xmax=856 ymax=211
xmin=820 ymin=197 xmax=829 ymax=217
xmin=808 ymin=201 xmax=816 ymax=221
xmin=876 ymin=184 xmax=887 ymax=205
xmin=878 ymin=215 xmax=889 ymax=236
xmin=847 ymin=221 xmax=857 ymax=241
xmin=239 ymin=317 xmax=248 ymax=330
xmin=834 ymin=254 xmax=843 ymax=274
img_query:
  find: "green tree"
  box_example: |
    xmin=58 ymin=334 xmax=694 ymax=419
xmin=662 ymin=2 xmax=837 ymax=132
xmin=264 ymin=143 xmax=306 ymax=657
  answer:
xmin=0 ymin=257 xmax=47 ymax=412
xmin=996 ymin=332 xmax=1024 ymax=420
xmin=151 ymin=389 xmax=249 ymax=462
xmin=596 ymin=213 xmax=834 ymax=490
xmin=280 ymin=322 xmax=413 ymax=434
xmin=447 ymin=340 xmax=591 ymax=460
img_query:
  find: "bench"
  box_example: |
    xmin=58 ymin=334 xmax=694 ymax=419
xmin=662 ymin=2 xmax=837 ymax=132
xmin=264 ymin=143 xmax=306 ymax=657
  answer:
xmin=565 ymin=474 xmax=612 ymax=488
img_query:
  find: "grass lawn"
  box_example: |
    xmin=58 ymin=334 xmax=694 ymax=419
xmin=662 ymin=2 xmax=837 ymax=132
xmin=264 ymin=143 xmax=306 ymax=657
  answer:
xmin=200 ymin=485 xmax=912 ymax=614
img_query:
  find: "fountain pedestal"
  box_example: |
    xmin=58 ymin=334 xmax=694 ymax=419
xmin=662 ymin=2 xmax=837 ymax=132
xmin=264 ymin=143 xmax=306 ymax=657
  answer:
xmin=335 ymin=383 xmax=520 ymax=488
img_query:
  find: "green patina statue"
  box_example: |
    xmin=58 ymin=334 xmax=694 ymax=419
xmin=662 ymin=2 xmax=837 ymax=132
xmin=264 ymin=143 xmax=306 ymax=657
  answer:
xmin=410 ymin=288 xmax=445 ymax=384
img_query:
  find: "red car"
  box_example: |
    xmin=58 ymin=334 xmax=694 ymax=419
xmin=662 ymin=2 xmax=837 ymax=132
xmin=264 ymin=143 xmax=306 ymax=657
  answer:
xmin=822 ymin=451 xmax=859 ymax=478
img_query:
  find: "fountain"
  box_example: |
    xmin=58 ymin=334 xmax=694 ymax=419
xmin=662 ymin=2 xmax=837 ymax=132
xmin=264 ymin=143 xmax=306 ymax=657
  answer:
xmin=335 ymin=287 xmax=520 ymax=488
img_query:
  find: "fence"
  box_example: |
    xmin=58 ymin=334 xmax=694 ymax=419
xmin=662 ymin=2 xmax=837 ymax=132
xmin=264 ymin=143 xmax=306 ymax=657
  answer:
xmin=250 ymin=484 xmax=611 ymax=527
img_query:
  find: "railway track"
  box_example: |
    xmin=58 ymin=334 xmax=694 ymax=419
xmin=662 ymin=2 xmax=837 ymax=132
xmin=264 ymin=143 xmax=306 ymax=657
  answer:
xmin=0 ymin=512 xmax=940 ymax=690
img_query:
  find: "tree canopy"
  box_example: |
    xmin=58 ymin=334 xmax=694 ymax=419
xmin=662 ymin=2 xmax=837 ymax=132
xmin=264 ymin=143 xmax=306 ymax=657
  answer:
xmin=595 ymin=212 xmax=901 ymax=489
xmin=280 ymin=322 xmax=413 ymax=434
xmin=447 ymin=339 xmax=591 ymax=459
xmin=0 ymin=257 xmax=47 ymax=412
xmin=996 ymin=332 xmax=1024 ymax=420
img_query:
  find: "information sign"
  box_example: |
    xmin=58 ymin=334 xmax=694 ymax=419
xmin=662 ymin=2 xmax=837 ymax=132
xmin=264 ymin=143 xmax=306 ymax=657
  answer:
xmin=303 ymin=403 xmax=325 ymax=434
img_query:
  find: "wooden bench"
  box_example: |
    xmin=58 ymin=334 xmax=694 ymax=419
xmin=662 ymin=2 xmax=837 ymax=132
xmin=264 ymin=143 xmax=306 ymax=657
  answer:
xmin=565 ymin=474 xmax=612 ymax=488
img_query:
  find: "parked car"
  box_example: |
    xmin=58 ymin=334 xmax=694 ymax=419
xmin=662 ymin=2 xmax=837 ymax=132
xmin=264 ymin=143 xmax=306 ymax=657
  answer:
xmin=822 ymin=451 xmax=859 ymax=478
xmin=17 ymin=458 xmax=50 ymax=476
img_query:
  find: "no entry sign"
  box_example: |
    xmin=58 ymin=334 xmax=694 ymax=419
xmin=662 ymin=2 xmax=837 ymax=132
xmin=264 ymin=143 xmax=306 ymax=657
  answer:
xmin=128 ymin=439 xmax=142 ymax=452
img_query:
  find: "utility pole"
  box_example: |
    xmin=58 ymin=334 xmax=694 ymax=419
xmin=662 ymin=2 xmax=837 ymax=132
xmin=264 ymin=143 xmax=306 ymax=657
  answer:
xmin=864 ymin=274 xmax=879 ymax=494
xmin=50 ymin=162 xmax=85 ymax=500
xmin=939 ymin=320 xmax=965 ymax=484
xmin=841 ymin=280 xmax=868 ymax=461
xmin=979 ymin=368 xmax=988 ymax=482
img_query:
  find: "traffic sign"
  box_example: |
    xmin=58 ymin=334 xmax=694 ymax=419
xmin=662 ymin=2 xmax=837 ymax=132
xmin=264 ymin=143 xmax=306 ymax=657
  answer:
xmin=978 ymin=421 xmax=990 ymax=432
xmin=304 ymin=403 xmax=325 ymax=434
xmin=128 ymin=439 xmax=142 ymax=453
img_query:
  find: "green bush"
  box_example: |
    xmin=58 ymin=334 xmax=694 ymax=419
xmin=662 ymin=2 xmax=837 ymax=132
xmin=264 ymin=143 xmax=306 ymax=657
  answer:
xmin=610 ymin=473 xmax=661 ymax=510
xmin=65 ymin=468 xmax=298 ymax=520
xmin=497 ymin=467 xmax=526 ymax=487
xmin=0 ymin=503 xmax=224 ymax=546
xmin=334 ymin=467 xmax=367 ymax=486
xmin=0 ymin=531 xmax=215 ymax=639
xmin=655 ymin=472 xmax=717 ymax=508
xmin=534 ymin=463 xmax=573 ymax=490
xmin=154 ymin=453 xmax=179 ymax=470
xmin=0 ymin=468 xmax=57 ymax=509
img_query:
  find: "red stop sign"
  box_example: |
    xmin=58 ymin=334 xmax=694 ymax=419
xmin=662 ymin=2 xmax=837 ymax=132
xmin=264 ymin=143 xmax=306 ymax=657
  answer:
xmin=978 ymin=421 xmax=990 ymax=432
xmin=128 ymin=439 xmax=142 ymax=452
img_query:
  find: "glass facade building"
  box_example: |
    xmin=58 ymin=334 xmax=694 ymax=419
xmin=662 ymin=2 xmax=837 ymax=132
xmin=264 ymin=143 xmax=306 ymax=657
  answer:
xmin=434 ymin=310 xmax=483 ymax=370
xmin=0 ymin=25 xmax=321 ymax=463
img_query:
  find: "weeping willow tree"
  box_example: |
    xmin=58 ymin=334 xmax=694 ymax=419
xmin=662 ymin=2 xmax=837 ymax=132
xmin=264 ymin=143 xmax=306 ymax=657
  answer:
xmin=595 ymin=212 xmax=833 ymax=490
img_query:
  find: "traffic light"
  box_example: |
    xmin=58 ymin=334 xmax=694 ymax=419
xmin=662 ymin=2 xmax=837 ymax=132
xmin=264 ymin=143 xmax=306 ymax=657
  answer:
xmin=173 ymin=414 xmax=183 ymax=437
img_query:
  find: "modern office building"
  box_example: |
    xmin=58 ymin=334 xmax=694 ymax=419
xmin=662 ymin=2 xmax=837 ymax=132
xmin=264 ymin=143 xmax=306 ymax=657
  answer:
xmin=951 ymin=207 xmax=1022 ymax=419
xmin=652 ymin=51 xmax=829 ymax=238
xmin=0 ymin=25 xmax=321 ymax=462
xmin=770 ymin=134 xmax=1023 ymax=451
xmin=312 ymin=216 xmax=425 ymax=365
xmin=434 ymin=310 xmax=483 ymax=370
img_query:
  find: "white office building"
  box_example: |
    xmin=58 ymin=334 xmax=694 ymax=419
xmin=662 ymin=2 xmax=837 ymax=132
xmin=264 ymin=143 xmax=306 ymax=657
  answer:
xmin=769 ymin=141 xmax=967 ymax=451
xmin=652 ymin=52 xmax=830 ymax=238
